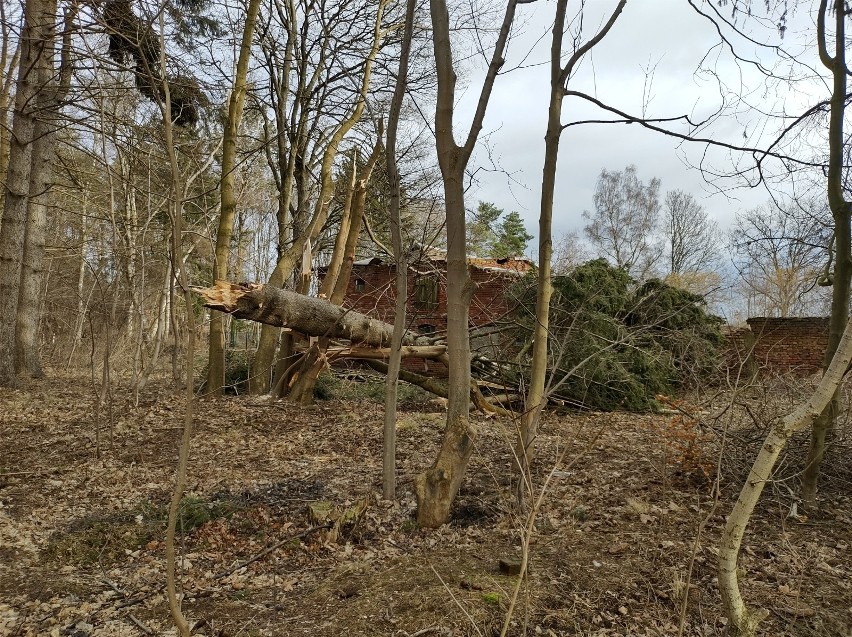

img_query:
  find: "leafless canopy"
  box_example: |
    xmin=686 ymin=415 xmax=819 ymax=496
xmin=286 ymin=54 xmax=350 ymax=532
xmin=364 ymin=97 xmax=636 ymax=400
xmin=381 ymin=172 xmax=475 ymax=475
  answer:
xmin=663 ymin=189 xmax=721 ymax=276
xmin=582 ymin=164 xmax=662 ymax=280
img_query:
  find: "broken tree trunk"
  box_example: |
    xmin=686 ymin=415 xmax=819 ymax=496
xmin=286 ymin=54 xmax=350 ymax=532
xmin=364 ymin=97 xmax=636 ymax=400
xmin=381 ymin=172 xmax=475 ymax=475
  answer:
xmin=195 ymin=281 xmax=515 ymax=417
xmin=195 ymin=281 xmax=415 ymax=348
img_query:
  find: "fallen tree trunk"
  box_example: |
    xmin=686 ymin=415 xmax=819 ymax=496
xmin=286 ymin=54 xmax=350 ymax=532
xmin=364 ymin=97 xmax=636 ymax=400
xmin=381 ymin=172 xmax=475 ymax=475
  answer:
xmin=194 ymin=282 xmax=415 ymax=348
xmin=366 ymin=359 xmax=514 ymax=417
xmin=196 ymin=281 xmax=515 ymax=416
xmin=366 ymin=359 xmax=451 ymax=398
xmin=328 ymin=345 xmax=447 ymax=361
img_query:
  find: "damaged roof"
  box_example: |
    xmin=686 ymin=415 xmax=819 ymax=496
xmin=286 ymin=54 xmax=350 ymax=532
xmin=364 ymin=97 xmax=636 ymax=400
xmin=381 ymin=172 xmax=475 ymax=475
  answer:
xmin=352 ymin=252 xmax=533 ymax=274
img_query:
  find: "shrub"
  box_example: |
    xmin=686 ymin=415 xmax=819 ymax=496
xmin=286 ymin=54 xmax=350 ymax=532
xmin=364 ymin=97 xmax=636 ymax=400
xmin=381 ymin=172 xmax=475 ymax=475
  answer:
xmin=512 ymin=259 xmax=723 ymax=411
xmin=224 ymin=349 xmax=253 ymax=394
xmin=314 ymin=371 xmax=432 ymax=406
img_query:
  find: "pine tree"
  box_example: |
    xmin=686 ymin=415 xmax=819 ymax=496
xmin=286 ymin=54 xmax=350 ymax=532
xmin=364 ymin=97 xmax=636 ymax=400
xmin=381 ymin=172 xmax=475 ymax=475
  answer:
xmin=467 ymin=201 xmax=531 ymax=258
xmin=467 ymin=201 xmax=502 ymax=255
xmin=492 ymin=210 xmax=532 ymax=258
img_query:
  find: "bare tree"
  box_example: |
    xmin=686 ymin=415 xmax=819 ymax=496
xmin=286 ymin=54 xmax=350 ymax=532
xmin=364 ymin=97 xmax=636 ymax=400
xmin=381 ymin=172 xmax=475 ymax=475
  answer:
xmin=150 ymin=17 xmax=205 ymax=637
xmin=206 ymin=0 xmax=262 ymax=396
xmin=552 ymin=230 xmax=591 ymax=275
xmin=583 ymin=164 xmax=662 ymax=281
xmin=285 ymin=132 xmax=384 ymax=404
xmin=249 ymin=0 xmax=393 ymax=395
xmin=514 ymin=0 xmax=626 ymax=508
xmin=718 ymin=316 xmax=852 ymax=636
xmin=15 ymin=2 xmax=75 ymax=378
xmin=382 ymin=0 xmax=417 ymax=500
xmin=413 ymin=0 xmax=532 ymax=528
xmin=800 ymin=0 xmax=851 ymax=506
xmin=0 ymin=5 xmax=21 ymax=212
xmin=663 ymin=190 xmax=721 ymax=276
xmin=729 ymin=202 xmax=829 ymax=318
xmin=713 ymin=3 xmax=852 ymax=631
xmin=0 ymin=0 xmax=57 ymax=386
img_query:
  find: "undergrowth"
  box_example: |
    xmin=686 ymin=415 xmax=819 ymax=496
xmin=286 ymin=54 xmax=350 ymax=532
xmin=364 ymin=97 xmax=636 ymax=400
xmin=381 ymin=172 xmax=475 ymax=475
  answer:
xmin=314 ymin=371 xmax=432 ymax=407
xmin=43 ymin=493 xmax=243 ymax=567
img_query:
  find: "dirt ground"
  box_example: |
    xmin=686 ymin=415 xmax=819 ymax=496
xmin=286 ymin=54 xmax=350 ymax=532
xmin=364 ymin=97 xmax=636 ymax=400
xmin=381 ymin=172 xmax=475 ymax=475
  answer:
xmin=1 ymin=372 xmax=851 ymax=637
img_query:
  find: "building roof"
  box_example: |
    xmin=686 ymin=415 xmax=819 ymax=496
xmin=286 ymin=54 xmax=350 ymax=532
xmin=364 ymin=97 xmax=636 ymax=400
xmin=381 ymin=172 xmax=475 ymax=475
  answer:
xmin=352 ymin=257 xmax=384 ymax=266
xmin=351 ymin=252 xmax=534 ymax=275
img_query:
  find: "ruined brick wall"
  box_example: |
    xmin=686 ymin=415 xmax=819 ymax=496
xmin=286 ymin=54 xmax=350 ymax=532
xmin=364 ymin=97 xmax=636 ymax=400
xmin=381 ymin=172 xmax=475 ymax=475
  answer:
xmin=340 ymin=264 xmax=401 ymax=323
xmin=338 ymin=262 xmax=522 ymax=375
xmin=724 ymin=317 xmax=829 ymax=376
xmin=342 ymin=264 xmax=518 ymax=325
xmin=469 ymin=268 xmax=516 ymax=325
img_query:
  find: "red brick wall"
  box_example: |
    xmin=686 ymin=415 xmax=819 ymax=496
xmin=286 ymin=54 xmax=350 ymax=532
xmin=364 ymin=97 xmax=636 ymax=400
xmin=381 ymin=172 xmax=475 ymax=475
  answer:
xmin=724 ymin=317 xmax=829 ymax=375
xmin=338 ymin=263 xmax=522 ymax=375
xmin=342 ymin=264 xmax=519 ymax=330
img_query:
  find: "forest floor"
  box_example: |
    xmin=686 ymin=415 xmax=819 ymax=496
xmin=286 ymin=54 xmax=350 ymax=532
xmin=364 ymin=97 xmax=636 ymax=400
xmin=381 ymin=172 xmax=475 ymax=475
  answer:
xmin=1 ymin=371 xmax=851 ymax=637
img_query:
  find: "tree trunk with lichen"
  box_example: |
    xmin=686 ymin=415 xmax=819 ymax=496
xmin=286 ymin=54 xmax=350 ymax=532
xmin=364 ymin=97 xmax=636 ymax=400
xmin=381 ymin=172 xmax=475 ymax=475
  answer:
xmin=801 ymin=0 xmax=851 ymax=507
xmin=251 ymin=1 xmax=389 ymax=398
xmin=195 ymin=282 xmax=415 ymax=347
xmin=287 ymin=136 xmax=382 ymax=404
xmin=718 ymin=313 xmax=852 ymax=636
xmin=0 ymin=0 xmax=56 ymax=387
xmin=206 ymin=0 xmax=262 ymax=396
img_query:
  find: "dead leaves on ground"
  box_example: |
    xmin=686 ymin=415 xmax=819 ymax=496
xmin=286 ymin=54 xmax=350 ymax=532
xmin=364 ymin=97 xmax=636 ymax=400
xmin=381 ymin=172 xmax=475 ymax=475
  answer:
xmin=1 ymin=375 xmax=851 ymax=636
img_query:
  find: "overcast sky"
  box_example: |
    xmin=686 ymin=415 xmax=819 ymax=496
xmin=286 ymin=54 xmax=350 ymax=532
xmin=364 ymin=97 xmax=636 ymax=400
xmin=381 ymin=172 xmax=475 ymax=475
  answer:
xmin=450 ymin=0 xmax=828 ymax=251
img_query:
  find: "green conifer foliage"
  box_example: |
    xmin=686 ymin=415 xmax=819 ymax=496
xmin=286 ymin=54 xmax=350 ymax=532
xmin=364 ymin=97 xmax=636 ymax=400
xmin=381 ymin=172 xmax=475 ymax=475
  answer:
xmin=513 ymin=259 xmax=722 ymax=411
xmin=468 ymin=201 xmax=532 ymax=258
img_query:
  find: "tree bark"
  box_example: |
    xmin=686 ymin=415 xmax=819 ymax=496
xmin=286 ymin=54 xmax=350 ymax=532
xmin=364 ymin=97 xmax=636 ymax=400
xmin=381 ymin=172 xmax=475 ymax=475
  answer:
xmin=197 ymin=282 xmax=519 ymax=415
xmin=207 ymin=0 xmax=263 ymax=396
xmin=0 ymin=0 xmax=54 ymax=387
xmin=67 ymin=197 xmax=89 ymax=366
xmin=319 ymin=151 xmax=358 ymax=299
xmin=330 ymin=142 xmax=382 ymax=306
xmin=195 ymin=282 xmax=417 ymax=347
xmin=160 ymin=22 xmax=196 ymax=637
xmin=132 ymin=259 xmax=172 ymax=395
xmin=515 ymin=1 xmax=563 ymax=507
xmin=382 ymin=0 xmax=416 ymax=500
xmin=718 ymin=310 xmax=852 ymax=637
xmin=16 ymin=1 xmax=75 ymax=378
xmin=249 ymin=8 xmax=298 ymax=395
xmin=0 ymin=39 xmax=21 ymax=214
xmin=802 ymin=0 xmax=850 ymax=506
xmin=251 ymin=0 xmax=389 ymax=394
xmin=415 ymin=0 xmax=524 ymax=527
xmin=514 ymin=0 xmax=626 ymax=507
xmin=287 ymin=134 xmax=383 ymax=404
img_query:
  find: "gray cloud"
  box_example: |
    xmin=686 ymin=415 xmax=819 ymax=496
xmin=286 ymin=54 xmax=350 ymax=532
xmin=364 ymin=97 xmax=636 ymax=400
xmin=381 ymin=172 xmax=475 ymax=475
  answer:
xmin=448 ymin=0 xmax=826 ymax=246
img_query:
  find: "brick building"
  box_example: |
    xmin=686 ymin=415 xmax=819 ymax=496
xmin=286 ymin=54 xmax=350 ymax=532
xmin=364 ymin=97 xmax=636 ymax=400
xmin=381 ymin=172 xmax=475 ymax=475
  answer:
xmin=329 ymin=253 xmax=533 ymax=373
xmin=724 ymin=317 xmax=829 ymax=376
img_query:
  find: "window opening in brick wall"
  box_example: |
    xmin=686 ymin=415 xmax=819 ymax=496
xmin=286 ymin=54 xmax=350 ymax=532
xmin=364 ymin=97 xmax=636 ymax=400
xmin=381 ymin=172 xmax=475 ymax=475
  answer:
xmin=418 ymin=324 xmax=436 ymax=335
xmin=414 ymin=276 xmax=439 ymax=309
xmin=354 ymin=278 xmax=366 ymax=293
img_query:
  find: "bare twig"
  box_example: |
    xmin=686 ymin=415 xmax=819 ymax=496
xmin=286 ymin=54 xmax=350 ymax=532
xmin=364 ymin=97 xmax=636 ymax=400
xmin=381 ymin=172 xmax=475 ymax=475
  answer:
xmin=101 ymin=577 xmax=125 ymax=597
xmin=213 ymin=524 xmax=332 ymax=580
xmin=116 ymin=588 xmax=161 ymax=610
xmin=501 ymin=425 xmax=606 ymax=637
xmin=128 ymin=614 xmax=154 ymax=635
xmin=403 ymin=627 xmax=443 ymax=637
